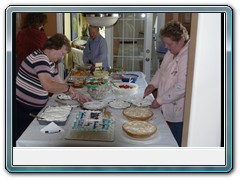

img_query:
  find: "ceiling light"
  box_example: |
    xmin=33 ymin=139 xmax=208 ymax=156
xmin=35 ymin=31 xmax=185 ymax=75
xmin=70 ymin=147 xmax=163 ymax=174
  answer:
xmin=83 ymin=13 xmax=120 ymax=27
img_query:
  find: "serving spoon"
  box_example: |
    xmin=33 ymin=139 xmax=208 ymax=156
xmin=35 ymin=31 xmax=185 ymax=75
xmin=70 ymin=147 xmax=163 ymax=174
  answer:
xmin=29 ymin=113 xmax=44 ymax=120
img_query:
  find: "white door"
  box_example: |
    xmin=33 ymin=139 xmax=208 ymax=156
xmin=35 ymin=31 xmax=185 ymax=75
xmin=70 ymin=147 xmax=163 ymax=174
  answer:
xmin=110 ymin=13 xmax=154 ymax=82
xmin=143 ymin=13 xmax=153 ymax=82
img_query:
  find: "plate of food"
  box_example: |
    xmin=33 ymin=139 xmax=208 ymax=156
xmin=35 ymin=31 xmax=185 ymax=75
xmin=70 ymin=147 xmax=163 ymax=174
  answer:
xmin=131 ymin=98 xmax=153 ymax=107
xmin=57 ymin=93 xmax=71 ymax=100
xmin=108 ymin=99 xmax=131 ymax=109
xmin=82 ymin=101 xmax=107 ymax=110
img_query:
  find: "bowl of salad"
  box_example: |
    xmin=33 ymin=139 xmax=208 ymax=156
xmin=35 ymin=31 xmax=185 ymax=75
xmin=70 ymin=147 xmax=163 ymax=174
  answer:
xmin=85 ymin=77 xmax=112 ymax=100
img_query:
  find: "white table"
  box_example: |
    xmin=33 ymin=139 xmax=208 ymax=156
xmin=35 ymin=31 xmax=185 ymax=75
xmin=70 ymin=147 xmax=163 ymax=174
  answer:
xmin=16 ymin=72 xmax=178 ymax=147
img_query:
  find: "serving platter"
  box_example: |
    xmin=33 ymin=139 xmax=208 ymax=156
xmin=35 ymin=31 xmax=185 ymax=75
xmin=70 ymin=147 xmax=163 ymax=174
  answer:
xmin=82 ymin=101 xmax=107 ymax=110
xmin=131 ymin=98 xmax=153 ymax=107
xmin=108 ymin=99 xmax=131 ymax=109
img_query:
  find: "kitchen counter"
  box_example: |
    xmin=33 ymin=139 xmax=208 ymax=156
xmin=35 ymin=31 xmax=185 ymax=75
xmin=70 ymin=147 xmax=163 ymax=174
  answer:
xmin=16 ymin=72 xmax=178 ymax=147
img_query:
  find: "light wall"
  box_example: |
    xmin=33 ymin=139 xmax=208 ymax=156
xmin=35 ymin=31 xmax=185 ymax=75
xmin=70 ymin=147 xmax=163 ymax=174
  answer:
xmin=64 ymin=13 xmax=71 ymax=40
xmin=184 ymin=13 xmax=221 ymax=146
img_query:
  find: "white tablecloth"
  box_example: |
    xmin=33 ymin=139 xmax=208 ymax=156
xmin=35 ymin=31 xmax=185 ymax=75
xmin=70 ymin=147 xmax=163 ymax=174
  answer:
xmin=16 ymin=72 xmax=178 ymax=147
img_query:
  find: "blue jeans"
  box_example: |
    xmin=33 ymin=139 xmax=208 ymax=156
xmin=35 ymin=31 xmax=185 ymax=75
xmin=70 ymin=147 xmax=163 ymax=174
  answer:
xmin=166 ymin=121 xmax=183 ymax=147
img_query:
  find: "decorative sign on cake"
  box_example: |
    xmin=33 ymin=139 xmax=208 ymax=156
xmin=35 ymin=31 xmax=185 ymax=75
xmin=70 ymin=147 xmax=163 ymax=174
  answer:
xmin=65 ymin=109 xmax=115 ymax=141
xmin=72 ymin=110 xmax=113 ymax=132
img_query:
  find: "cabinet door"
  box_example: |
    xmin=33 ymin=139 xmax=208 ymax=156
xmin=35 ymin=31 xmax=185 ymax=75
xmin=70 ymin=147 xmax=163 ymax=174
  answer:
xmin=16 ymin=13 xmax=57 ymax=37
xmin=165 ymin=13 xmax=192 ymax=34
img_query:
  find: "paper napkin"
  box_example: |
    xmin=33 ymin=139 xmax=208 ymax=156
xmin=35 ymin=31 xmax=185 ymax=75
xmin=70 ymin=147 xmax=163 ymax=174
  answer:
xmin=40 ymin=122 xmax=64 ymax=134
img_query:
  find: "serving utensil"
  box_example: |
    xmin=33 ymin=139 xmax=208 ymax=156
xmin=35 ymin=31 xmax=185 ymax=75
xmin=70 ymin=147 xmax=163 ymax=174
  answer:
xmin=128 ymin=77 xmax=133 ymax=83
xmin=55 ymin=99 xmax=67 ymax=105
xmin=110 ymin=81 xmax=119 ymax=88
xmin=29 ymin=113 xmax=44 ymax=120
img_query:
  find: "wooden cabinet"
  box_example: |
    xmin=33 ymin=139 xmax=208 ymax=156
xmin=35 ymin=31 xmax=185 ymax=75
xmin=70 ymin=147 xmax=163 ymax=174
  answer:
xmin=16 ymin=13 xmax=57 ymax=37
xmin=165 ymin=13 xmax=192 ymax=35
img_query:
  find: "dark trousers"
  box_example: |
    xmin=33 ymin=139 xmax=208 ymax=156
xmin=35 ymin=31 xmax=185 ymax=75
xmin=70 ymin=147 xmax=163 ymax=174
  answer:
xmin=166 ymin=121 xmax=183 ymax=147
xmin=14 ymin=101 xmax=42 ymax=146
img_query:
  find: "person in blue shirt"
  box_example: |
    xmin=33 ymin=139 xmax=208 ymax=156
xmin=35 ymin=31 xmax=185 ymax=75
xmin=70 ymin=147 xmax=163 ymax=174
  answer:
xmin=83 ymin=25 xmax=109 ymax=70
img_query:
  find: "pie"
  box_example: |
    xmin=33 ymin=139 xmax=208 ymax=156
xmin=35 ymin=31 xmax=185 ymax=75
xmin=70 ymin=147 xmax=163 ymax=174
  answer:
xmin=122 ymin=107 xmax=153 ymax=121
xmin=122 ymin=120 xmax=157 ymax=138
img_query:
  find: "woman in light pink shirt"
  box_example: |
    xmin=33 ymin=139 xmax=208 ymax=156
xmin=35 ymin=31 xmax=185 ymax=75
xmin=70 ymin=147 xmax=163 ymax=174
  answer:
xmin=144 ymin=21 xmax=190 ymax=146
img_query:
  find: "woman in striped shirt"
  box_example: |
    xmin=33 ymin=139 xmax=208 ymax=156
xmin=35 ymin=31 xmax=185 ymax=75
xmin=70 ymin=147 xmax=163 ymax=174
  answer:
xmin=15 ymin=33 xmax=91 ymax=144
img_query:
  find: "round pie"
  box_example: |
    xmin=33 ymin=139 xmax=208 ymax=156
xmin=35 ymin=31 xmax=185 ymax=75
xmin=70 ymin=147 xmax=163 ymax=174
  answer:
xmin=122 ymin=120 xmax=157 ymax=138
xmin=122 ymin=107 xmax=153 ymax=121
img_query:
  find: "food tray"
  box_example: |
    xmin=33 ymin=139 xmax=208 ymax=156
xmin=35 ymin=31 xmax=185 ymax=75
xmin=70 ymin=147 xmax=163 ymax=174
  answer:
xmin=37 ymin=106 xmax=72 ymax=126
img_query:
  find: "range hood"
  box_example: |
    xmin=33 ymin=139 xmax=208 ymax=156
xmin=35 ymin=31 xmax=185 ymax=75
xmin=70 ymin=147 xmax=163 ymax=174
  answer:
xmin=83 ymin=13 xmax=120 ymax=27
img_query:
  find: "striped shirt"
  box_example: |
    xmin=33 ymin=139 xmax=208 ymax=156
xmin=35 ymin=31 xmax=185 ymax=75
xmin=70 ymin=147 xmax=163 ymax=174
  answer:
xmin=16 ymin=49 xmax=58 ymax=108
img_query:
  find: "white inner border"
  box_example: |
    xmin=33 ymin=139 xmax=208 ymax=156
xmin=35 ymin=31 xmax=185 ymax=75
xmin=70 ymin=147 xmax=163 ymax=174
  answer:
xmin=13 ymin=147 xmax=225 ymax=166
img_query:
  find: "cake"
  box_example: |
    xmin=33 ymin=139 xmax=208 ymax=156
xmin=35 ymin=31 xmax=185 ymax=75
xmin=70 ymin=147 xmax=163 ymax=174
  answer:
xmin=122 ymin=120 xmax=157 ymax=138
xmin=72 ymin=110 xmax=112 ymax=132
xmin=122 ymin=107 xmax=153 ymax=121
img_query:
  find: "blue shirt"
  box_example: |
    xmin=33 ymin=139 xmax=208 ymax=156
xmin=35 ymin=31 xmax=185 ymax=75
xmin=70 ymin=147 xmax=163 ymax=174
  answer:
xmin=83 ymin=34 xmax=108 ymax=69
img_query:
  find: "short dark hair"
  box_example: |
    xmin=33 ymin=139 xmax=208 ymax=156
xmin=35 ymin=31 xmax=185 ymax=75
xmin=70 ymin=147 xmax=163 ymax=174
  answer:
xmin=160 ymin=20 xmax=189 ymax=42
xmin=22 ymin=13 xmax=47 ymax=28
xmin=43 ymin=33 xmax=71 ymax=53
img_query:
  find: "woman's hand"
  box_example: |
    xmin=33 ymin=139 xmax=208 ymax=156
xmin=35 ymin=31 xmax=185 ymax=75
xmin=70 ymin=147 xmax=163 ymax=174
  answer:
xmin=70 ymin=91 xmax=92 ymax=103
xmin=143 ymin=84 xmax=155 ymax=98
xmin=65 ymin=86 xmax=92 ymax=102
xmin=75 ymin=93 xmax=92 ymax=103
xmin=150 ymin=99 xmax=161 ymax=109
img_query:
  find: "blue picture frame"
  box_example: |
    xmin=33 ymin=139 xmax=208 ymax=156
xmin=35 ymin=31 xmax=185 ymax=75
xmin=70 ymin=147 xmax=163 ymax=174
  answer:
xmin=71 ymin=13 xmax=78 ymax=40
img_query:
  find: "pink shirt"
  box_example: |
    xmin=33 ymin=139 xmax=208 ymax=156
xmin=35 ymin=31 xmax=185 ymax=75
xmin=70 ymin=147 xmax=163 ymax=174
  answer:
xmin=150 ymin=40 xmax=190 ymax=122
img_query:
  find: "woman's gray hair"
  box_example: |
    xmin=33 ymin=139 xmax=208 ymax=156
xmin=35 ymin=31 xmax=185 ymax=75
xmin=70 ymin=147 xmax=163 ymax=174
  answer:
xmin=160 ymin=20 xmax=189 ymax=42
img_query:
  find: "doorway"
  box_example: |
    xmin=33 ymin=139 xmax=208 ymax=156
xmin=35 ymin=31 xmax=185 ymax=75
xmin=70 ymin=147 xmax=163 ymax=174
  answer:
xmin=110 ymin=13 xmax=192 ymax=82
